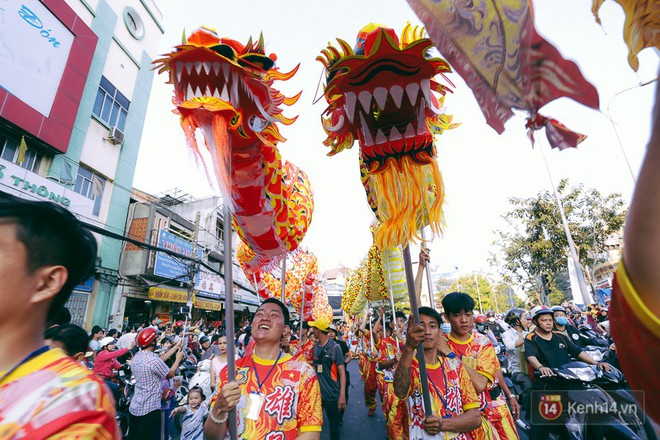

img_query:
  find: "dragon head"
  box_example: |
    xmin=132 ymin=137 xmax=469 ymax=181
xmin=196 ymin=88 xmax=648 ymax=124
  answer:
xmin=318 ymin=24 xmax=458 ymax=248
xmin=155 ymin=26 xmax=300 ymax=152
xmin=318 ymin=23 xmax=455 ymax=173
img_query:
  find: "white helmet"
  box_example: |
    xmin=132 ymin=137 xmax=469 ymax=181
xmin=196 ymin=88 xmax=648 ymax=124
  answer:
xmin=530 ymin=306 xmax=554 ymax=322
xmin=100 ymin=336 xmax=116 ymax=348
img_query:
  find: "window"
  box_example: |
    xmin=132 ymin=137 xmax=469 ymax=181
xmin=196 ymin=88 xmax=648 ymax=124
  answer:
xmin=123 ymin=7 xmax=145 ymax=40
xmin=0 ymin=133 xmax=43 ymax=172
xmin=215 ymin=217 xmax=225 ymax=248
xmin=92 ymin=76 xmax=130 ymax=131
xmin=73 ymin=165 xmax=105 ymax=216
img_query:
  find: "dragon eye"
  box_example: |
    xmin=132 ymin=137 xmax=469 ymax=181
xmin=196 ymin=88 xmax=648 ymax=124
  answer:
xmin=210 ymin=44 xmax=237 ymax=60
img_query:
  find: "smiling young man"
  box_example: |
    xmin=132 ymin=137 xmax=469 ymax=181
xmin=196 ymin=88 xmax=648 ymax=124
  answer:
xmin=440 ymin=292 xmax=518 ymax=440
xmin=205 ymin=298 xmax=322 ymax=439
xmin=393 ymin=307 xmax=481 ymax=439
xmin=0 ymin=195 xmax=119 ymax=439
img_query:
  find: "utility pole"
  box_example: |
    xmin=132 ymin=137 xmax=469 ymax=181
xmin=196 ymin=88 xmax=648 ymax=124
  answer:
xmin=187 ymin=211 xmax=201 ymax=317
xmin=474 ymin=273 xmax=483 ymax=314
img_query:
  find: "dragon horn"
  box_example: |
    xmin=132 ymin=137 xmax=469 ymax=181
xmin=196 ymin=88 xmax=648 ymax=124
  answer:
xmin=283 ymin=91 xmax=303 ymax=106
xmin=316 ymin=55 xmax=329 ymax=68
xmin=246 ymin=36 xmax=254 ymax=51
xmin=327 ymin=45 xmax=341 ymax=60
xmin=181 ymin=28 xmax=187 ymax=45
xmin=336 ymin=38 xmax=354 ymax=56
xmin=273 ymin=113 xmax=298 ymax=126
xmin=266 ymin=63 xmax=300 ymax=81
xmin=256 ymin=32 xmax=265 ymax=53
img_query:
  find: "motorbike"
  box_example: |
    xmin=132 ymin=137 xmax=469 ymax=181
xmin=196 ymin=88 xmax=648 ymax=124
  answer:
xmin=187 ymin=359 xmax=213 ymax=403
xmin=115 ymin=367 xmax=134 ymax=439
xmin=531 ymin=361 xmax=652 ymax=440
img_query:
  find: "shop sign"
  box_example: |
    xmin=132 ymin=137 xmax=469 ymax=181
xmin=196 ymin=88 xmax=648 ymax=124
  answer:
xmin=148 ymin=286 xmax=190 ymax=303
xmin=122 ymin=285 xmax=148 ymax=298
xmin=153 ymin=229 xmax=203 ymax=282
xmin=194 ymin=298 xmax=222 ymax=311
xmin=75 ymin=275 xmax=94 ymax=292
xmin=195 ymin=269 xmax=224 ymax=299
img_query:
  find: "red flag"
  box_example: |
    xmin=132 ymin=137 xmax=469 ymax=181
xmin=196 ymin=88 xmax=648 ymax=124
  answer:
xmin=407 ymin=0 xmax=600 ymax=149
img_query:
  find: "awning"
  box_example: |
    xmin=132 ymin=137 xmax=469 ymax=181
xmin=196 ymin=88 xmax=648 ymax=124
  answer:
xmin=148 ymin=286 xmax=189 ymax=303
xmin=195 ymin=298 xmax=222 ymax=311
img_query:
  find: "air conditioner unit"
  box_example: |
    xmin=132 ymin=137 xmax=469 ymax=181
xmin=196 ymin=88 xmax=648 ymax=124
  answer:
xmin=107 ymin=126 xmax=125 ymax=145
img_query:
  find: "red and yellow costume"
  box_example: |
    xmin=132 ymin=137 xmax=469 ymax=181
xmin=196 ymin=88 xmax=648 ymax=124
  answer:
xmin=611 ymin=260 xmax=660 ymax=422
xmin=448 ymin=332 xmax=518 ymax=440
xmin=361 ymin=330 xmax=380 ymax=412
xmin=212 ymin=352 xmax=322 ymax=438
xmin=378 ymin=335 xmax=408 ymax=439
xmin=0 ymin=348 xmax=119 ymax=439
xmin=405 ymin=356 xmax=481 ymax=440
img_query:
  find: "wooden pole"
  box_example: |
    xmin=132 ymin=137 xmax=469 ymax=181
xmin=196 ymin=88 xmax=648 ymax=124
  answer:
xmin=420 ymin=229 xmax=436 ymax=309
xmin=384 ymin=251 xmax=400 ymax=352
xmin=403 ymin=245 xmax=433 ymax=417
xmin=223 ymin=206 xmax=237 ymax=440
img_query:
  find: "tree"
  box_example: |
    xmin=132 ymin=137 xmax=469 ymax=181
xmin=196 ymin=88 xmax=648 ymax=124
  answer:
xmin=435 ymin=274 xmax=513 ymax=314
xmin=489 ymin=179 xmax=627 ymax=304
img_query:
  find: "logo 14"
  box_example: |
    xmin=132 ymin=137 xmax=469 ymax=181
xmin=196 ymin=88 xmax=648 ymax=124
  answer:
xmin=539 ymin=394 xmax=563 ymax=420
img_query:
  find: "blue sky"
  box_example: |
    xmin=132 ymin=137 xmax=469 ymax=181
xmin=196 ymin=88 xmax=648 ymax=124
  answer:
xmin=134 ymin=0 xmax=659 ymax=277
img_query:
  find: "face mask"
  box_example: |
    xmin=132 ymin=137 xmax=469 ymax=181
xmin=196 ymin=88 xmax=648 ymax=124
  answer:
xmin=556 ymin=317 xmax=569 ymax=326
xmin=441 ymin=323 xmax=451 ymax=334
xmin=476 ymin=324 xmax=487 ymax=333
xmin=487 ymin=318 xmax=495 ymax=323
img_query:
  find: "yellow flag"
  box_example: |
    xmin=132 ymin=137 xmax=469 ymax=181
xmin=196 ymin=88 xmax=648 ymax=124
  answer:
xmin=17 ymin=136 xmax=28 ymax=164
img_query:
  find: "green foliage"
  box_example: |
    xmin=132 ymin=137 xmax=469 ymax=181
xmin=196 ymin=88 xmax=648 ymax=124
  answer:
xmin=435 ymin=275 xmax=514 ymax=314
xmin=489 ymin=179 xmax=627 ymax=303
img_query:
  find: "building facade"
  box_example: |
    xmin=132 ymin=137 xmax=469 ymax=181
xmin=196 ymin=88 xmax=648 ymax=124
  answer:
xmin=0 ymin=0 xmax=164 ymax=328
xmin=116 ymin=190 xmax=260 ymax=329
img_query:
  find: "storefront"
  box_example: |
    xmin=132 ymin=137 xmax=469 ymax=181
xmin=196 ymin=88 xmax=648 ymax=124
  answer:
xmin=121 ymin=284 xmax=191 ymax=328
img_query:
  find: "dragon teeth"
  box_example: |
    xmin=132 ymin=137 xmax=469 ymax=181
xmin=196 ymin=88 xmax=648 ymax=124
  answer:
xmin=406 ymin=83 xmax=420 ymax=105
xmin=417 ymin=102 xmax=427 ymax=135
xmin=389 ymin=85 xmax=404 ymax=108
xmin=373 ymin=87 xmax=388 ymax=110
xmin=176 ymin=63 xmax=184 ymax=82
xmin=421 ymin=79 xmax=431 ymax=105
xmin=194 ymin=62 xmax=203 ymax=75
xmin=358 ymin=90 xmax=372 ymax=112
xmin=375 ymin=129 xmax=388 ymax=144
xmin=202 ymin=62 xmax=211 ymax=76
xmin=186 ymin=83 xmax=194 ymax=100
xmin=213 ymin=63 xmax=221 ymax=76
xmin=222 ymin=64 xmax=230 ymax=80
xmin=404 ymin=123 xmax=416 ymax=139
xmin=359 ymin=113 xmax=374 ymax=146
xmin=220 ymin=84 xmax=229 ymax=102
xmin=389 ymin=126 xmax=402 ymax=141
xmin=185 ymin=62 xmax=194 ymax=75
xmin=205 ymin=85 xmax=212 ymax=97
xmin=344 ymin=92 xmax=357 ymax=123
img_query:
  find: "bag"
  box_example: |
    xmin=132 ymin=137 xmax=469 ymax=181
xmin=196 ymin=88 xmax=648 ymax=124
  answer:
xmin=161 ymin=387 xmax=175 ymax=401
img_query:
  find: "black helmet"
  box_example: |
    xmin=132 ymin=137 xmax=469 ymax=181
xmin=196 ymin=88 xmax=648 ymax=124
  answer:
xmin=486 ymin=311 xmax=495 ymax=318
xmin=504 ymin=308 xmax=526 ymax=326
xmin=199 ymin=336 xmax=210 ymax=345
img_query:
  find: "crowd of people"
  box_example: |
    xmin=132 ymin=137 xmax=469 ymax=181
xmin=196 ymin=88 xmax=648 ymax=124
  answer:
xmin=1 ymin=87 xmax=658 ymax=439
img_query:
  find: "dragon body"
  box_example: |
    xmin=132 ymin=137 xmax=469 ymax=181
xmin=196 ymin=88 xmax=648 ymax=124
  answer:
xmin=318 ymin=24 xmax=458 ymax=248
xmin=156 ymin=27 xmax=313 ymax=271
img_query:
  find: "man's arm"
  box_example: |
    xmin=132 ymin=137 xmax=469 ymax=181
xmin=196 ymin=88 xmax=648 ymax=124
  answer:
xmin=393 ymin=345 xmax=415 ymax=399
xmin=527 ymin=355 xmax=554 ymax=377
xmin=414 ymin=247 xmax=429 ymax=305
xmin=167 ymin=349 xmax=185 ymax=378
xmin=459 ymin=362 xmax=490 ymax=394
xmin=161 ymin=340 xmax=183 ymax=362
xmin=436 ymin=408 xmax=481 ymax=433
xmin=296 ymin=432 xmax=320 ymax=440
xmin=338 ymin=363 xmax=346 ymax=409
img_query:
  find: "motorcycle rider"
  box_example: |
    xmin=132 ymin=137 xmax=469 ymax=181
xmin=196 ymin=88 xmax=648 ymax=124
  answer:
xmin=524 ymin=306 xmax=611 ymax=378
xmin=475 ymin=314 xmax=499 ymax=345
xmin=501 ymin=309 xmax=533 ymax=421
xmin=551 ymin=306 xmax=584 ymax=347
xmin=486 ymin=311 xmax=506 ymax=342
xmin=94 ymin=336 xmax=131 ymax=399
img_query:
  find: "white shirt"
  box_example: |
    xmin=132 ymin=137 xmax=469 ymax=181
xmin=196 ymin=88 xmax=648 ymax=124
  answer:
xmin=502 ymin=327 xmax=528 ymax=374
xmin=117 ymin=332 xmax=137 ymax=350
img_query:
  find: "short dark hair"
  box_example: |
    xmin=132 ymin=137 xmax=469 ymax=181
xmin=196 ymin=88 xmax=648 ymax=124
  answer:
xmin=189 ymin=386 xmax=206 ymax=401
xmin=46 ymin=306 xmax=72 ymax=328
xmin=395 ymin=311 xmax=406 ymax=320
xmin=107 ymin=329 xmax=119 ymax=338
xmin=90 ymin=325 xmax=103 ymax=339
xmin=0 ymin=195 xmax=97 ymax=322
xmin=51 ymin=324 xmax=89 ymax=357
xmin=257 ymin=298 xmax=290 ymax=325
xmin=175 ymin=326 xmax=184 ymax=335
xmin=441 ymin=292 xmax=475 ymax=315
xmin=418 ymin=307 xmax=443 ymax=326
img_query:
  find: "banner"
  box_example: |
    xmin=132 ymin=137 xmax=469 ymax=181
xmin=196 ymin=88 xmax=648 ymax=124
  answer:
xmin=148 ymin=286 xmax=190 ymax=303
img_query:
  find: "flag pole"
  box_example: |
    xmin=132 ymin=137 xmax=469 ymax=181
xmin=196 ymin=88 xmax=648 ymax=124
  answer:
xmin=223 ymin=205 xmax=237 ymax=440
xmin=384 ymin=250 xmax=400 ymax=352
xmin=403 ymin=245 xmax=433 ymax=417
xmin=420 ymin=229 xmax=436 ymax=309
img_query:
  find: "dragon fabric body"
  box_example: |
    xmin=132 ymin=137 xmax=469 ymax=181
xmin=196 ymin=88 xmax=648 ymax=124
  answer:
xmin=156 ymin=27 xmax=314 ymax=272
xmin=318 ymin=24 xmax=458 ymax=248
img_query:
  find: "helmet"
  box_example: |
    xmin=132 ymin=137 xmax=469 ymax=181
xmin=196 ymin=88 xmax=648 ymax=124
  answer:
xmin=530 ymin=306 xmax=554 ymax=322
xmin=505 ymin=308 xmax=525 ymax=322
xmin=137 ymin=327 xmax=158 ymax=348
xmin=486 ymin=311 xmax=495 ymax=318
xmin=100 ymin=336 xmax=116 ymax=348
xmin=475 ymin=314 xmax=488 ymax=324
xmin=551 ymin=306 xmax=566 ymax=313
xmin=176 ymin=320 xmax=184 ymax=327
xmin=199 ymin=336 xmax=210 ymax=345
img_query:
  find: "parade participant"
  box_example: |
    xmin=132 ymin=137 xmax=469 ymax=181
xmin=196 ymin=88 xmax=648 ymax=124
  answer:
xmin=310 ymin=317 xmax=346 ymax=440
xmin=524 ymin=306 xmax=611 ymax=375
xmin=0 ymin=195 xmax=118 ymax=438
xmin=501 ymin=309 xmax=533 ymax=418
xmin=377 ymin=319 xmax=408 ymax=439
xmin=129 ymin=327 xmax=185 ymax=440
xmin=394 ymin=307 xmax=481 ymax=439
xmin=441 ymin=292 xmax=518 ymax=439
xmin=359 ymin=309 xmax=382 ymax=416
xmin=94 ymin=336 xmax=131 ymax=398
xmin=328 ymin=323 xmax=351 ymax=425
xmin=290 ymin=322 xmax=315 ymax=363
xmin=205 ymin=298 xmax=322 ymax=439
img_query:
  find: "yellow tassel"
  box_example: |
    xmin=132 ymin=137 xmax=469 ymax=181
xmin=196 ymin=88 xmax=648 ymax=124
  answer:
xmin=370 ymin=156 xmax=444 ymax=248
